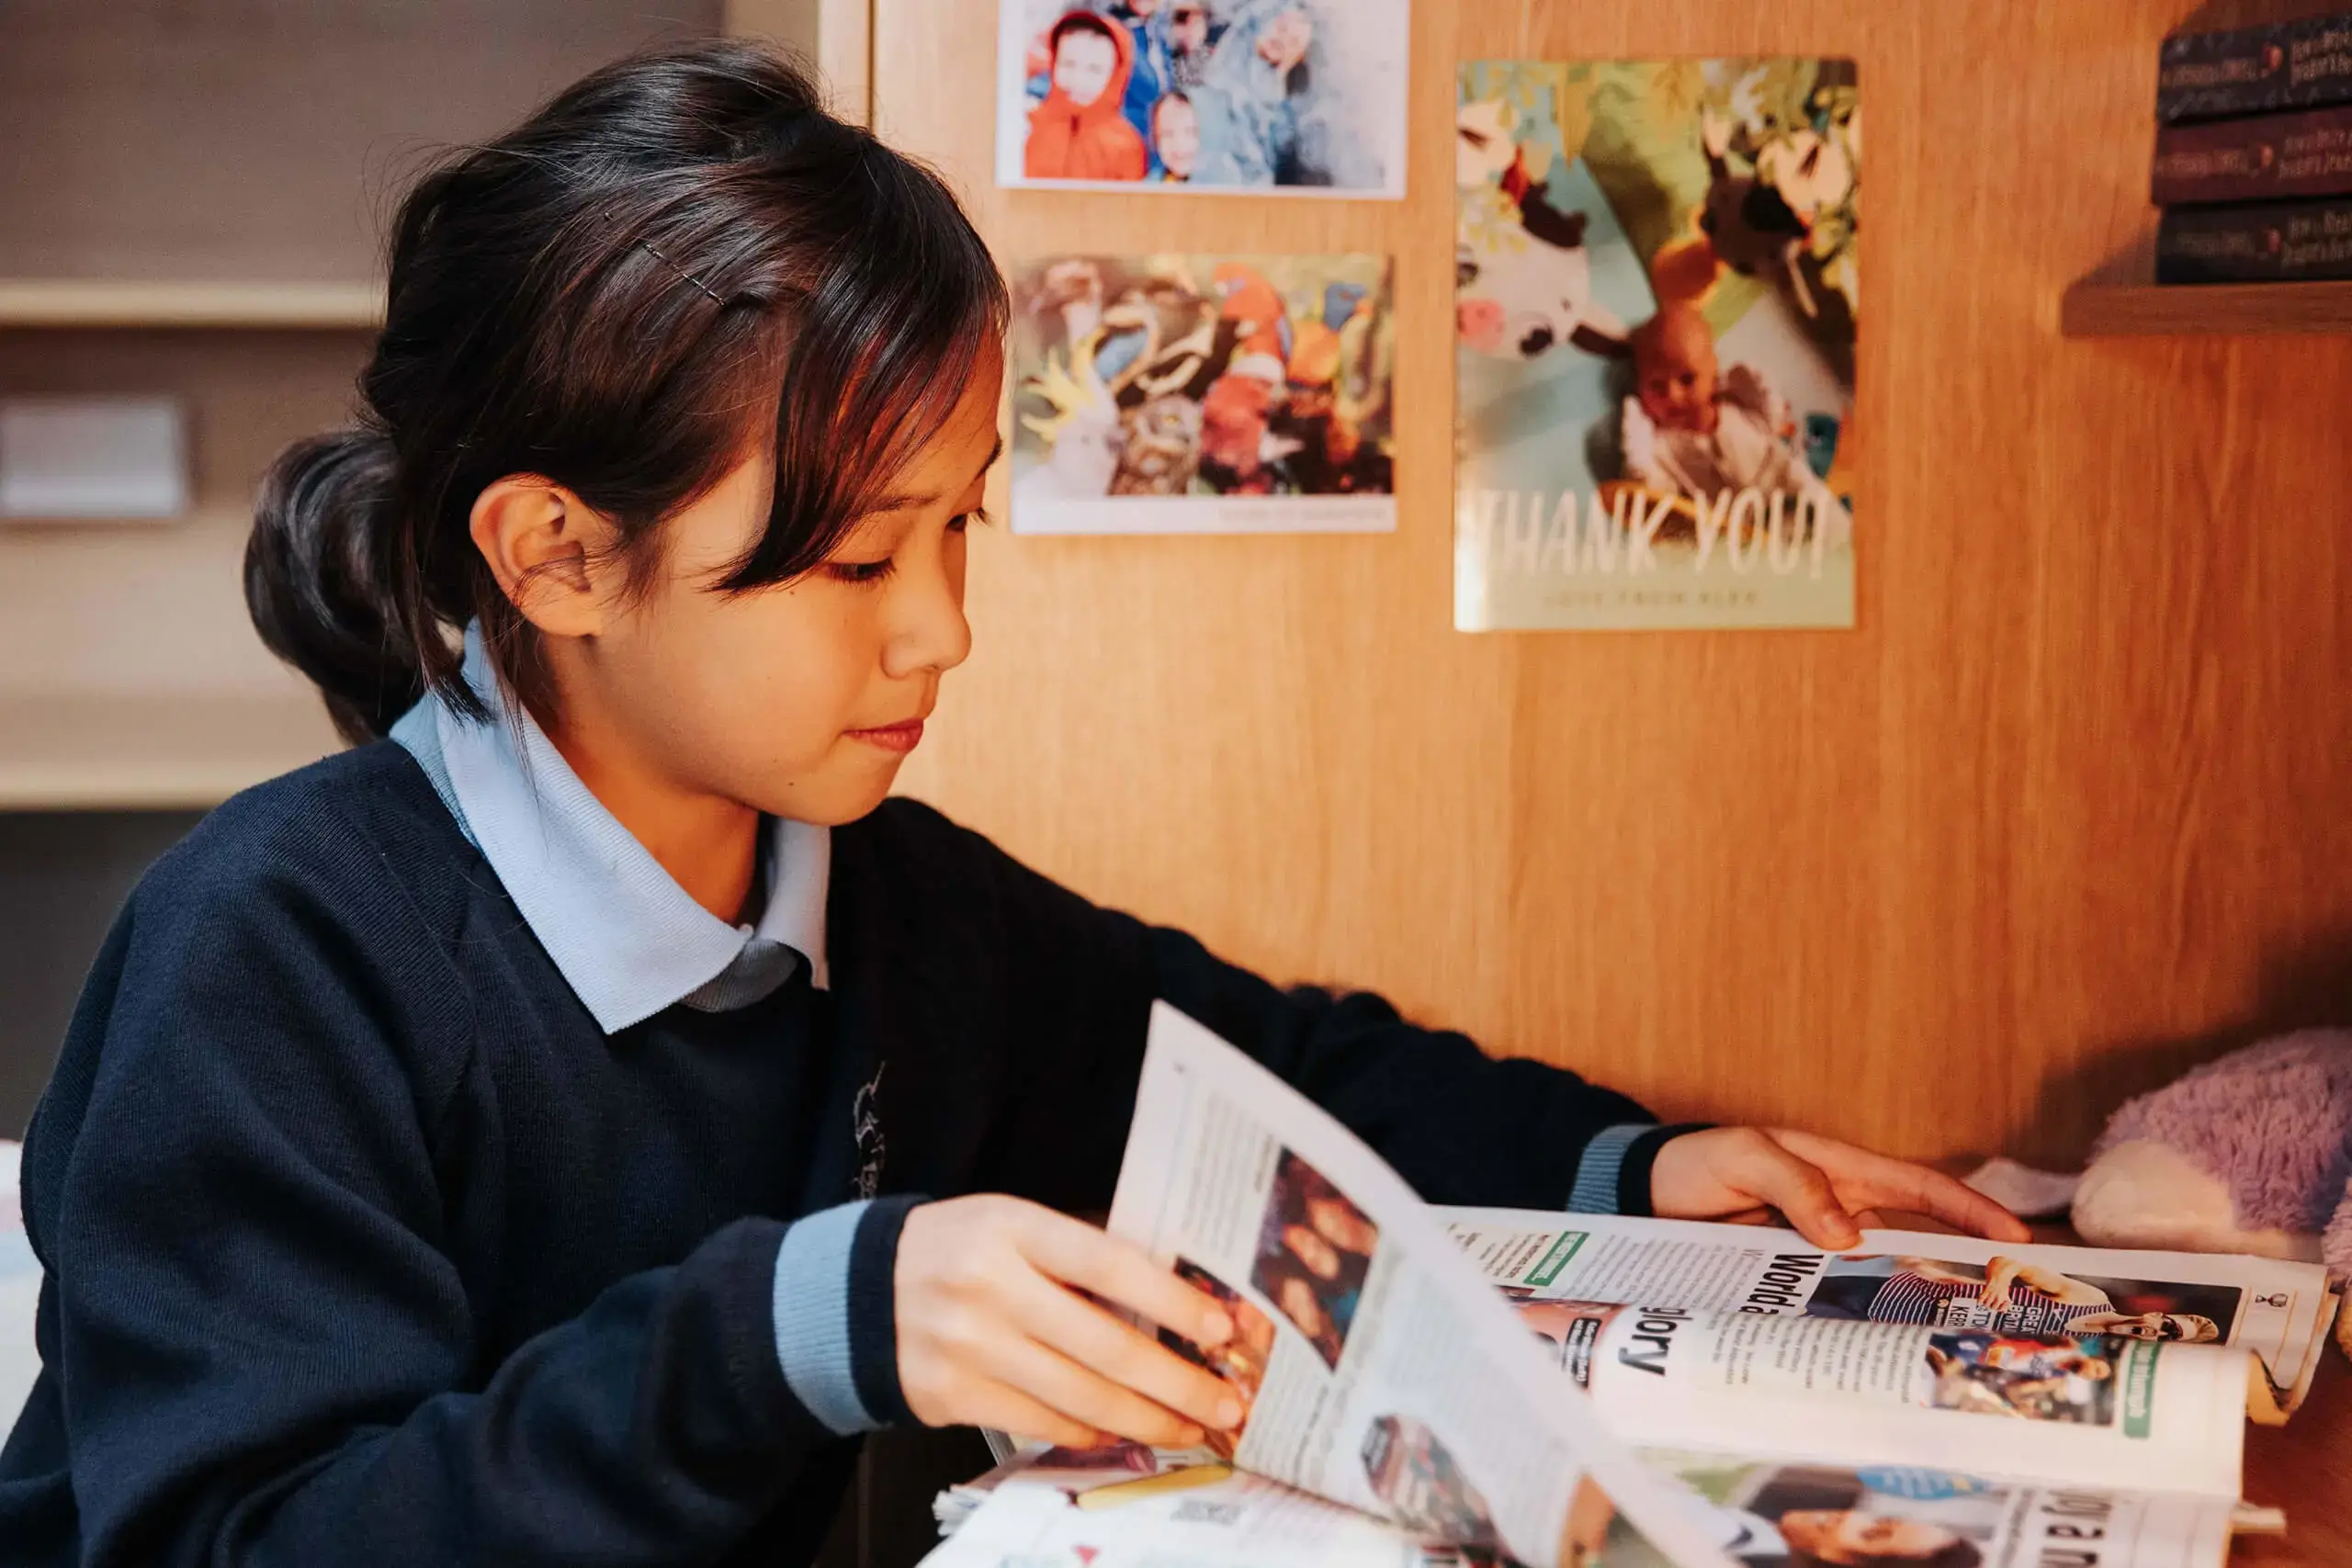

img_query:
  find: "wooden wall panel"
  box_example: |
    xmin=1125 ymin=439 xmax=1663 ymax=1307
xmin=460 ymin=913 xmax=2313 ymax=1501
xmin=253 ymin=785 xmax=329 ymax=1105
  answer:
xmin=883 ymin=0 xmax=2352 ymax=1168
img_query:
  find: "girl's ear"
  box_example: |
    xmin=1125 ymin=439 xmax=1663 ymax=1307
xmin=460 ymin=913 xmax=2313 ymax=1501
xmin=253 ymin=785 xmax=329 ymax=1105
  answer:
xmin=468 ymin=475 xmax=621 ymax=637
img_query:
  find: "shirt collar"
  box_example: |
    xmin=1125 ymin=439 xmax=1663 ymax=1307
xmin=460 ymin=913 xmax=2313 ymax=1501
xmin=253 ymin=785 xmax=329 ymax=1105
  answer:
xmin=389 ymin=627 xmax=831 ymax=1033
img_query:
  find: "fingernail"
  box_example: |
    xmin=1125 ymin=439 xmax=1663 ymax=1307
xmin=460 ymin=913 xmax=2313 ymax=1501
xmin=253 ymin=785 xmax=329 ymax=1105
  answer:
xmin=1215 ymin=1398 xmax=1243 ymax=1428
xmin=1201 ymin=1310 xmax=1233 ymax=1344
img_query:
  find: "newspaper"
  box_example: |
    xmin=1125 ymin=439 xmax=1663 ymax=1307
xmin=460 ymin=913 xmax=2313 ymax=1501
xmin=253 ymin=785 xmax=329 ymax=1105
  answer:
xmin=1099 ymin=1002 xmax=1737 ymax=1568
xmin=1442 ymin=1210 xmax=2338 ymax=1413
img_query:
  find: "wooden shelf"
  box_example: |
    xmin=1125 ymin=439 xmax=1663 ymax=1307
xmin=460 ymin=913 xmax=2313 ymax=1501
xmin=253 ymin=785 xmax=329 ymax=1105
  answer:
xmin=2061 ymin=276 xmax=2352 ymax=337
xmin=0 ymin=279 xmax=383 ymax=330
xmin=0 ymin=507 xmax=239 ymax=532
xmin=0 ymin=692 xmax=345 ymax=810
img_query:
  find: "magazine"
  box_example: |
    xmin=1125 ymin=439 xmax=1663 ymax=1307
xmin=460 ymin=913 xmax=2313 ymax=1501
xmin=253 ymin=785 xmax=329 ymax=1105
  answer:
xmin=1444 ymin=1210 xmax=2337 ymax=1420
xmin=919 ymin=1009 xmax=2336 ymax=1568
xmin=931 ymin=1442 xmax=2286 ymax=1568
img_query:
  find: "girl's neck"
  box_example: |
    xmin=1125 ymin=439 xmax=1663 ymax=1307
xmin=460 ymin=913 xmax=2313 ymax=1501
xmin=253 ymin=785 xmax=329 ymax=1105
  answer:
xmin=538 ymin=706 xmax=761 ymax=924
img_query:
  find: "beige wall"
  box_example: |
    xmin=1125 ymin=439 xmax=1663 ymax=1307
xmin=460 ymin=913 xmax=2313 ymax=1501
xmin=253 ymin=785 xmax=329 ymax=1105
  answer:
xmin=880 ymin=0 xmax=2352 ymax=1167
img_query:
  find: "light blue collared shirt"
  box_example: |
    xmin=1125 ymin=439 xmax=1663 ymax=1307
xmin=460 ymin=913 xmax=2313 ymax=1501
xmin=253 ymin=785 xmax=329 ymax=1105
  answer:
xmin=390 ymin=628 xmax=831 ymax=1035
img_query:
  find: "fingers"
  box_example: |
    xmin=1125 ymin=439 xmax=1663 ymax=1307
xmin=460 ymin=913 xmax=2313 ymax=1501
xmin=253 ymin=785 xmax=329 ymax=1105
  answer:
xmin=1007 ymin=1268 xmax=1247 ymax=1433
xmin=1728 ymin=1132 xmax=1861 ymax=1249
xmin=954 ymin=1378 xmax=1108 ymax=1451
xmin=1772 ymin=1132 xmax=2032 ymax=1242
xmin=896 ymin=1196 xmax=1235 ymax=1443
xmin=987 ymin=1334 xmax=1209 ymax=1449
xmin=1021 ymin=1209 xmax=1235 ymax=1348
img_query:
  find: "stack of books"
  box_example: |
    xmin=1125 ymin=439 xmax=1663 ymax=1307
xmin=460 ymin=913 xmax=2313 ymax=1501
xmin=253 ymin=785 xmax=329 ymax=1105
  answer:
xmin=2153 ymin=10 xmax=2352 ymax=283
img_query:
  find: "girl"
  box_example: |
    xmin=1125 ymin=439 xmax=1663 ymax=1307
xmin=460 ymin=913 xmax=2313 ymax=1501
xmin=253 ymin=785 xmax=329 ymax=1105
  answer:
xmin=0 ymin=42 xmax=2023 ymax=1568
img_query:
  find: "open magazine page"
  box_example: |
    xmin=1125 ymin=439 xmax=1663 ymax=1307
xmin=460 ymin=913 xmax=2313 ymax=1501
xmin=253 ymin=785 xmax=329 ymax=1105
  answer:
xmin=1441 ymin=1209 xmax=2336 ymax=1406
xmin=927 ymin=1442 xmax=2252 ymax=1568
xmin=1105 ymin=1003 xmax=1738 ymax=1568
xmin=927 ymin=1444 xmax=1430 ymax=1568
xmin=1512 ymin=1300 xmax=2248 ymax=1498
xmin=1605 ymin=1450 xmax=2245 ymax=1568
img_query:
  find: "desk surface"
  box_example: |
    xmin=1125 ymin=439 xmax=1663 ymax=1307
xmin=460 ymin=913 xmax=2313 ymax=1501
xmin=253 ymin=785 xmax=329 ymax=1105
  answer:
xmin=2242 ymin=1347 xmax=2350 ymax=1566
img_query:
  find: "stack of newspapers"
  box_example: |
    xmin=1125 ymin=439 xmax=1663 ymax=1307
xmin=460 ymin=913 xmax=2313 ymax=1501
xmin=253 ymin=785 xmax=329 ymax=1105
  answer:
xmin=922 ymin=1006 xmax=2338 ymax=1568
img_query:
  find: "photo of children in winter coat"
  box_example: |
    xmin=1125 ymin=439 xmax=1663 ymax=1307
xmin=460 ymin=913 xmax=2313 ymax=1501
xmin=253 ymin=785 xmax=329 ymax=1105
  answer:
xmin=1009 ymin=252 xmax=1396 ymax=534
xmin=1000 ymin=0 xmax=1409 ymax=196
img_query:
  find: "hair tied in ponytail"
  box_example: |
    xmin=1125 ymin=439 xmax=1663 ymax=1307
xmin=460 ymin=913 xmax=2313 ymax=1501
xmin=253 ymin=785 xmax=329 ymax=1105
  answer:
xmin=244 ymin=429 xmax=427 ymax=745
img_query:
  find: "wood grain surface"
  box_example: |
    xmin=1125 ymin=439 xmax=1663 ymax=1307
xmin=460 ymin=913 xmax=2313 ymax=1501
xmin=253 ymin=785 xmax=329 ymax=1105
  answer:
xmin=2243 ymin=1349 xmax=2352 ymax=1566
xmin=875 ymin=0 xmax=2352 ymax=1168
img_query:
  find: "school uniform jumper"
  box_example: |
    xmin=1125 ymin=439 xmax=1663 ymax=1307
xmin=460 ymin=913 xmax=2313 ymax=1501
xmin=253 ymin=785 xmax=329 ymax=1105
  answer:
xmin=0 ymin=642 xmax=1680 ymax=1567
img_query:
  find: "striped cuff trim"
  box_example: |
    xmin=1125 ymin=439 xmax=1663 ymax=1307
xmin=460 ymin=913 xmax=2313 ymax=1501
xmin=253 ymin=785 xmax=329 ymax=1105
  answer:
xmin=848 ymin=1195 xmax=924 ymax=1428
xmin=1619 ymin=1122 xmax=1717 ymax=1217
xmin=773 ymin=1200 xmax=879 ymax=1436
xmin=1567 ymin=1123 xmax=1654 ymax=1213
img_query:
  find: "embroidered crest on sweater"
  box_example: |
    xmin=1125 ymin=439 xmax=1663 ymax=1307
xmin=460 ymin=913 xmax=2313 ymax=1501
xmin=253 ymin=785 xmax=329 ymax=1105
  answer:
xmin=853 ymin=1063 xmax=887 ymax=1199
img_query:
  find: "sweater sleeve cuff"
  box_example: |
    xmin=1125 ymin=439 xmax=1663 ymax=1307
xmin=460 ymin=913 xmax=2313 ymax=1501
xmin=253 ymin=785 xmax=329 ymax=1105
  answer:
xmin=1612 ymin=1122 xmax=1716 ymax=1218
xmin=772 ymin=1194 xmax=926 ymax=1436
xmin=1567 ymin=1123 xmax=1651 ymax=1213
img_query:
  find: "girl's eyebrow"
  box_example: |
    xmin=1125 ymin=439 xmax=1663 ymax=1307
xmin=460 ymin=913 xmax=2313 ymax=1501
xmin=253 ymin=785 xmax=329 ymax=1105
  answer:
xmin=869 ymin=435 xmax=1004 ymax=513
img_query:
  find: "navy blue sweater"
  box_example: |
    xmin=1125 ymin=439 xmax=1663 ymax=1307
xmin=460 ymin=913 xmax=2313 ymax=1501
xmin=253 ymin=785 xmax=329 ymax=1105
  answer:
xmin=0 ymin=743 xmax=1657 ymax=1566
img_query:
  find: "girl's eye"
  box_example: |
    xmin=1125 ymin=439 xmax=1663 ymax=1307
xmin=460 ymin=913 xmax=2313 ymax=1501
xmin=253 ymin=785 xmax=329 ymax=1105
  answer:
xmin=949 ymin=508 xmax=991 ymax=534
xmin=829 ymin=557 xmax=896 ymax=585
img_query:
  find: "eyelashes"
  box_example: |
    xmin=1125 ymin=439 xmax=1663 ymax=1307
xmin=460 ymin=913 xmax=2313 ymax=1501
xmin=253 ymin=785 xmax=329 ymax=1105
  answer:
xmin=830 ymin=558 xmax=897 ymax=585
xmin=824 ymin=511 xmax=989 ymax=587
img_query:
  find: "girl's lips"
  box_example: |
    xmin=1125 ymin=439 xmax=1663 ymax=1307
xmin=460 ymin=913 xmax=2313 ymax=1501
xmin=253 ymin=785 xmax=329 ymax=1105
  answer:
xmin=847 ymin=719 xmax=925 ymax=755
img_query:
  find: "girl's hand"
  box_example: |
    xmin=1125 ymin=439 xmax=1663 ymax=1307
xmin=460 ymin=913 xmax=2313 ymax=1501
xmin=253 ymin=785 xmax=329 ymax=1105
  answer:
xmin=1647 ymin=1127 xmax=2032 ymax=1250
xmin=894 ymin=1195 xmax=1249 ymax=1450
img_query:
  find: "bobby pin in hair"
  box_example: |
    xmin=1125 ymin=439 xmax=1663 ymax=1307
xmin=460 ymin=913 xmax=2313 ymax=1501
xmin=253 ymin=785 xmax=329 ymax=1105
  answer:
xmin=638 ymin=239 xmax=727 ymax=305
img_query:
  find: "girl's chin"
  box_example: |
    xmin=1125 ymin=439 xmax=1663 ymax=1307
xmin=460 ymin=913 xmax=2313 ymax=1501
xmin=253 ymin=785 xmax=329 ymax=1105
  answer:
xmin=744 ymin=761 xmax=903 ymax=829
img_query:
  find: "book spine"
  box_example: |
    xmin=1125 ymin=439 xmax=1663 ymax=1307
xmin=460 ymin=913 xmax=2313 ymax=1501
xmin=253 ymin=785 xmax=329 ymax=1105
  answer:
xmin=2157 ymin=11 xmax=2352 ymax=123
xmin=2155 ymin=196 xmax=2352 ymax=282
xmin=2154 ymin=104 xmax=2352 ymax=204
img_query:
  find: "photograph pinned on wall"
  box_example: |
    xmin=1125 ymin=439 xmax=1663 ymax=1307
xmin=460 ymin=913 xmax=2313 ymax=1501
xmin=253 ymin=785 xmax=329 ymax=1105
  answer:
xmin=995 ymin=0 xmax=1410 ymax=197
xmin=1008 ymin=252 xmax=1396 ymax=535
xmin=1454 ymin=59 xmax=1860 ymax=631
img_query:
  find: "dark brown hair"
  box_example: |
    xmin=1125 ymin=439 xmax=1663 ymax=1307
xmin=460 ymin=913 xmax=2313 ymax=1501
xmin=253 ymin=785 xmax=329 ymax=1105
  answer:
xmin=246 ymin=40 xmax=1008 ymax=743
